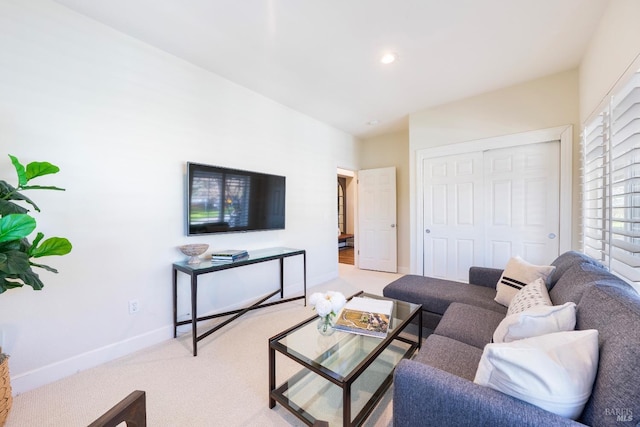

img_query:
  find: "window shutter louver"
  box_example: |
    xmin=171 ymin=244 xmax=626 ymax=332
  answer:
xmin=583 ymin=70 xmax=640 ymax=291
xmin=583 ymin=112 xmax=608 ymax=263
xmin=609 ymin=73 xmax=640 ymax=283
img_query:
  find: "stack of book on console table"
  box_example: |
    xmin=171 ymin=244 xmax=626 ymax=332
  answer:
xmin=210 ymin=249 xmax=249 ymax=262
xmin=334 ymin=297 xmax=394 ymax=338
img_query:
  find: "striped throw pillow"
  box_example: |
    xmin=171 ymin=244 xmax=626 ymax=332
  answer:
xmin=494 ymin=256 xmax=555 ymax=307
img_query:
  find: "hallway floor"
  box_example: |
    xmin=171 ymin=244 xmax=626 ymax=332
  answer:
xmin=339 ymin=247 xmax=354 ymax=265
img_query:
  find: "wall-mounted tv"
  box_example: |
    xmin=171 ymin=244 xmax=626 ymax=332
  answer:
xmin=186 ymin=162 xmax=286 ymax=235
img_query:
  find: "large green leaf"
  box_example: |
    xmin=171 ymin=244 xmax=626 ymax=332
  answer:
xmin=15 ymin=269 xmax=44 ymax=290
xmin=0 ymin=273 xmax=25 ymax=294
xmin=26 ymin=161 xmax=60 ymax=181
xmin=0 ymin=269 xmax=44 ymax=292
xmin=9 ymin=191 xmax=39 ymax=212
xmin=0 ymin=199 xmax=29 ymax=216
xmin=0 ymin=180 xmax=39 ymax=212
xmin=9 ymin=155 xmax=27 ymax=187
xmin=0 ymin=237 xmax=30 ymax=252
xmin=0 ymin=180 xmax=15 ymax=198
xmin=0 ymin=250 xmax=30 ymax=274
xmin=0 ymin=214 xmax=36 ymax=243
xmin=30 ymin=236 xmax=72 ymax=258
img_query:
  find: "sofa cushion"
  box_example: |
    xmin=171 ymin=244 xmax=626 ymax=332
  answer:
xmin=474 ymin=329 xmax=600 ymax=420
xmin=383 ymin=274 xmax=507 ymax=316
xmin=434 ymin=303 xmax=505 ymax=349
xmin=575 ymin=284 xmax=640 ymax=426
xmin=549 ymin=250 xmax=604 ymax=289
xmin=507 ymin=277 xmax=552 ymax=315
xmin=494 ymin=256 xmax=555 ymax=307
xmin=414 ymin=334 xmax=483 ymax=381
xmin=468 ymin=266 xmax=503 ymax=288
xmin=549 ymin=262 xmax=624 ymax=306
xmin=493 ymin=302 xmax=576 ymax=343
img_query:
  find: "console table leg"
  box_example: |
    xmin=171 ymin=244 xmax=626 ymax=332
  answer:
xmin=191 ymin=275 xmax=198 ymax=357
xmin=172 ymin=268 xmax=178 ymax=338
xmin=279 ymin=258 xmax=284 ymax=299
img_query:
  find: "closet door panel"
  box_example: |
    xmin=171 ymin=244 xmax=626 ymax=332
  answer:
xmin=484 ymin=141 xmax=560 ymax=267
xmin=423 ymin=153 xmax=484 ymax=281
xmin=421 ymin=140 xmax=561 ymax=279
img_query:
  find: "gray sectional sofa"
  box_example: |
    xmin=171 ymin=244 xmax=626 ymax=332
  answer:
xmin=383 ymin=251 xmax=640 ymax=426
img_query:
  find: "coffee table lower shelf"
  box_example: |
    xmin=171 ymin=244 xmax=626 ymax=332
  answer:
xmin=269 ymin=294 xmax=421 ymax=427
xmin=270 ymin=338 xmax=416 ymax=426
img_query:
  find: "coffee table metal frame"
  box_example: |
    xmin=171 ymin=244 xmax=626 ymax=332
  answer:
xmin=268 ymin=293 xmax=422 ymax=426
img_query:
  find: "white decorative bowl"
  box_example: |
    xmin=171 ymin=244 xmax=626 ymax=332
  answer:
xmin=179 ymin=243 xmax=209 ymax=264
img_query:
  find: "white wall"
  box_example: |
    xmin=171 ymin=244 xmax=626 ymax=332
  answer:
xmin=408 ymin=70 xmax=580 ymax=272
xmin=0 ymin=0 xmax=359 ymax=393
xmin=579 ymin=0 xmax=640 ymax=123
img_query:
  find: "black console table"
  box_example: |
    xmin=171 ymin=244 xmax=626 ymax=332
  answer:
xmin=172 ymin=247 xmax=306 ymax=356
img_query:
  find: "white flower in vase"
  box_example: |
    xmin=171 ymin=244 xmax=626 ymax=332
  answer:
xmin=309 ymin=291 xmax=346 ymax=335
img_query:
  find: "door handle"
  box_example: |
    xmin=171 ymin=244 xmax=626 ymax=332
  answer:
xmin=391 ymin=224 xmax=396 ymax=228
xmin=425 ymin=229 xmax=431 ymax=234
xmin=548 ymin=233 xmax=556 ymax=239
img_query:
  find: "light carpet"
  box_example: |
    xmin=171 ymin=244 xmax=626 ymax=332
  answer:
xmin=5 ymin=265 xmax=413 ymax=426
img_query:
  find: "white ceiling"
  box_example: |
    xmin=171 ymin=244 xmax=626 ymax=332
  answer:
xmin=53 ymin=0 xmax=609 ymax=139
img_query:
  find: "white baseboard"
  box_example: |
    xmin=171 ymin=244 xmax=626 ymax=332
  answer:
xmin=11 ymin=325 xmax=173 ymax=395
xmin=11 ymin=275 xmax=330 ymax=395
xmin=311 ymin=270 xmax=339 ymax=288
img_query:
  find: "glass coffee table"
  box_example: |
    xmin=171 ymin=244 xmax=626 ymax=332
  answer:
xmin=269 ymin=293 xmax=422 ymax=426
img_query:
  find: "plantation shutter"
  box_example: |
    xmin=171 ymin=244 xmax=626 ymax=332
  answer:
xmin=583 ymin=70 xmax=640 ymax=290
xmin=582 ymin=111 xmax=608 ymax=263
xmin=609 ymin=72 xmax=640 ymax=283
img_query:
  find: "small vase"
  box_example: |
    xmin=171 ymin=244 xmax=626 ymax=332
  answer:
xmin=317 ymin=316 xmax=335 ymax=336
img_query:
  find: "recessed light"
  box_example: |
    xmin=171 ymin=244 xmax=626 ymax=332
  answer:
xmin=366 ymin=120 xmax=380 ymax=126
xmin=380 ymin=52 xmax=397 ymax=64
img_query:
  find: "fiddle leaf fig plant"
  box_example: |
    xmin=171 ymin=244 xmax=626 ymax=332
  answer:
xmin=0 ymin=154 xmax=72 ymax=294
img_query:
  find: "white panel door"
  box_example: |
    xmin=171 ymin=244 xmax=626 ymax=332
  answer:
xmin=423 ymin=152 xmax=484 ymax=281
xmin=484 ymin=142 xmax=560 ymax=267
xmin=422 ymin=141 xmax=560 ymax=280
xmin=358 ymin=167 xmax=397 ymax=272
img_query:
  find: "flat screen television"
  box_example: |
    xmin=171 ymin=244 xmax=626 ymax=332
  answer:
xmin=186 ymin=162 xmax=286 ymax=235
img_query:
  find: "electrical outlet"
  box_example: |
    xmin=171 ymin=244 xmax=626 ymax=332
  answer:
xmin=128 ymin=299 xmax=140 ymax=314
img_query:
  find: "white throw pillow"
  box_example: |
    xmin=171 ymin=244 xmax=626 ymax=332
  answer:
xmin=507 ymin=278 xmax=552 ymax=316
xmin=494 ymin=256 xmax=555 ymax=307
xmin=474 ymin=329 xmax=599 ymax=420
xmin=493 ymin=302 xmax=577 ymax=343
